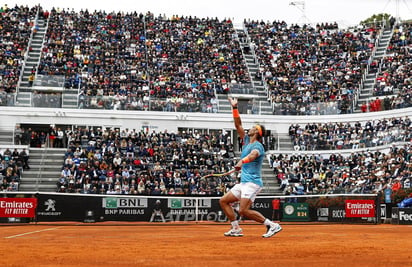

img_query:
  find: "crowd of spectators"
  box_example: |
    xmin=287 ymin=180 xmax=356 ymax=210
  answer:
xmin=15 ymin=125 xmax=71 ymax=148
xmin=32 ymin=91 xmax=61 ymax=108
xmin=1 ymin=4 xmax=411 ymax=116
xmin=0 ymin=147 xmax=29 ymax=192
xmin=370 ymin=22 xmax=412 ymax=110
xmin=38 ymin=9 xmax=248 ymax=112
xmin=288 ymin=116 xmax=411 ymax=151
xmin=0 ymin=4 xmax=37 ymax=93
xmin=269 ymin=143 xmax=411 ymax=196
xmin=56 ymin=127 xmax=237 ymax=195
xmin=244 ymin=20 xmax=379 ymax=115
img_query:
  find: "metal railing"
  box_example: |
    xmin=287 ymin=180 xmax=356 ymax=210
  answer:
xmin=0 ymin=92 xmax=16 ymax=106
xmin=272 ymin=102 xmax=341 ymax=116
xmin=32 ymin=92 xmax=62 ymax=108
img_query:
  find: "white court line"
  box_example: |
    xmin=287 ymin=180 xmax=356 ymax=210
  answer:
xmin=4 ymin=226 xmax=62 ymax=239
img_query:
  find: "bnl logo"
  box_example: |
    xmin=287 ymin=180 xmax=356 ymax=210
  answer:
xmin=169 ymin=199 xmax=211 ymax=208
xmin=103 ymin=198 xmax=148 ymax=208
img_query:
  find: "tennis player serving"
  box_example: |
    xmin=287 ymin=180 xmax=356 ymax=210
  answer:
xmin=219 ymin=97 xmax=282 ymax=238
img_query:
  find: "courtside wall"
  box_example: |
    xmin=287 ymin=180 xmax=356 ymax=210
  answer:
xmin=0 ymin=192 xmax=380 ymax=224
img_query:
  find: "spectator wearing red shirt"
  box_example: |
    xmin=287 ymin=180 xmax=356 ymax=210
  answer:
xmin=391 ymin=178 xmax=402 ymax=191
xmin=271 ymin=198 xmax=281 ymax=221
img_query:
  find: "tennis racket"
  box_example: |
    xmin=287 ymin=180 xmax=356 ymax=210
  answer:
xmin=200 ymin=168 xmax=238 ymax=180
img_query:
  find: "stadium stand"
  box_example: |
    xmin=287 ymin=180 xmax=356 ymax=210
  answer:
xmin=268 ymin=142 xmax=411 ymax=195
xmin=56 ymin=127 xmax=237 ymax=195
xmin=371 ymin=22 xmax=411 ymax=110
xmin=0 ymin=5 xmax=37 ymax=101
xmin=1 ymin=4 xmax=408 ymax=115
xmin=0 ymin=4 xmax=411 ymax=197
xmin=288 ymin=116 xmax=411 ymax=150
xmin=0 ymin=145 xmax=29 ymax=192
xmin=38 ymin=9 xmax=249 ymax=112
xmin=243 ymin=19 xmax=378 ymax=115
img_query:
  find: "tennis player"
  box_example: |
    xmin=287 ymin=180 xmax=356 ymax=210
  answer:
xmin=219 ymin=97 xmax=282 ymax=238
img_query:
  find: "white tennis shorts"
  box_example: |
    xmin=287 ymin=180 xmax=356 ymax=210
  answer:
xmin=230 ymin=182 xmax=262 ymax=202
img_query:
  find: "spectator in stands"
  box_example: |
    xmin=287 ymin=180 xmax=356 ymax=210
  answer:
xmin=0 ymin=5 xmax=36 ymax=93
xmin=288 ymin=116 xmax=411 ymax=151
xmin=55 ymin=127 xmax=237 ymax=195
xmin=14 ymin=125 xmax=23 ymax=145
xmin=245 ymin=19 xmax=372 ymax=115
xmin=270 ymin=142 xmax=412 ymax=195
xmin=18 ymin=148 xmax=30 ymax=170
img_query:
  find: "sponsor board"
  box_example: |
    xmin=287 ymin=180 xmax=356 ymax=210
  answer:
xmin=329 ymin=207 xmax=346 ymax=222
xmin=168 ymin=198 xmax=211 ymax=209
xmin=0 ymin=198 xmax=37 ymax=217
xmin=102 ymin=197 xmax=148 ymax=217
xmin=103 ymin=197 xmax=148 ymax=208
xmin=317 ymin=207 xmax=329 ymax=222
xmin=282 ymin=203 xmax=309 ymax=222
xmin=36 ymin=194 xmax=97 ymax=221
xmin=166 ymin=198 xmax=222 ymax=222
xmin=391 ymin=207 xmax=412 ymax=225
xmin=37 ymin=198 xmax=62 ymax=216
xmin=345 ymin=200 xmax=375 ymax=218
xmin=380 ymin=204 xmax=386 ymax=220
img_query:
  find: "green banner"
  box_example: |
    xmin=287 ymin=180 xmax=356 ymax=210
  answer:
xmin=282 ymin=202 xmax=310 ymax=221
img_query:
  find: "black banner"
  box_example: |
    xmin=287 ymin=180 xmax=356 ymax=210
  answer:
xmin=328 ymin=207 xmax=346 ymax=222
xmin=391 ymin=207 xmax=412 ymax=225
xmin=33 ymin=194 xmax=275 ymax=223
xmin=36 ymin=194 xmax=99 ymax=222
xmin=0 ymin=193 xmax=372 ymax=224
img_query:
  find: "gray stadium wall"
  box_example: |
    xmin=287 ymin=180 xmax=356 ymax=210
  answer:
xmin=1 ymin=106 xmax=412 ymax=136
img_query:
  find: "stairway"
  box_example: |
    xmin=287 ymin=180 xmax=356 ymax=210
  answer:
xmin=277 ymin=134 xmax=294 ymax=151
xmin=262 ymin=159 xmax=283 ymax=195
xmin=19 ymin=147 xmax=65 ymax=192
xmin=16 ymin=18 xmax=47 ymax=107
xmin=356 ymin=27 xmax=393 ymax=111
xmin=217 ymin=28 xmax=272 ymax=115
xmin=238 ymin=28 xmax=272 ymax=115
xmin=0 ymin=130 xmax=14 ymax=145
xmin=62 ymin=89 xmax=79 ymax=108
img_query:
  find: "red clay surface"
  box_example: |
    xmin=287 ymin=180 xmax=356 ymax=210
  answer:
xmin=0 ymin=222 xmax=411 ymax=267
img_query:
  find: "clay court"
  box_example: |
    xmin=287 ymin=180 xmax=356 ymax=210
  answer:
xmin=1 ymin=222 xmax=411 ymax=267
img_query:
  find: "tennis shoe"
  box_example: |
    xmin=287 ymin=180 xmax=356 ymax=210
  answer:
xmin=262 ymin=223 xmax=282 ymax=238
xmin=224 ymin=227 xmax=243 ymax=237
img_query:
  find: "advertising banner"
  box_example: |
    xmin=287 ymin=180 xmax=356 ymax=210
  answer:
xmin=282 ymin=203 xmax=310 ymax=222
xmin=34 ymin=195 xmax=275 ymax=223
xmin=31 ymin=194 xmax=378 ymax=223
xmin=391 ymin=207 xmax=412 ymax=225
xmin=398 ymin=208 xmax=412 ymax=225
xmin=380 ymin=203 xmax=394 ymax=221
xmin=345 ymin=200 xmax=375 ymax=218
xmin=0 ymin=198 xmax=37 ymax=218
xmin=36 ymin=194 xmax=99 ymax=221
xmin=328 ymin=207 xmax=346 ymax=222
xmin=102 ymin=197 xmax=150 ymax=221
xmin=317 ymin=207 xmax=329 ymax=222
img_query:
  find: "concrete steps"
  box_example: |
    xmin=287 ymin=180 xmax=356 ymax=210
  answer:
xmin=16 ymin=18 xmax=47 ymax=107
xmin=262 ymin=160 xmax=283 ymax=195
xmin=18 ymin=147 xmax=65 ymax=192
xmin=355 ymin=27 xmax=393 ymax=111
xmin=0 ymin=130 xmax=14 ymax=145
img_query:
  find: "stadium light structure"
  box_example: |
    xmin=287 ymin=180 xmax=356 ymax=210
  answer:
xmin=382 ymin=0 xmax=412 ymax=23
xmin=289 ymin=1 xmax=310 ymax=25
